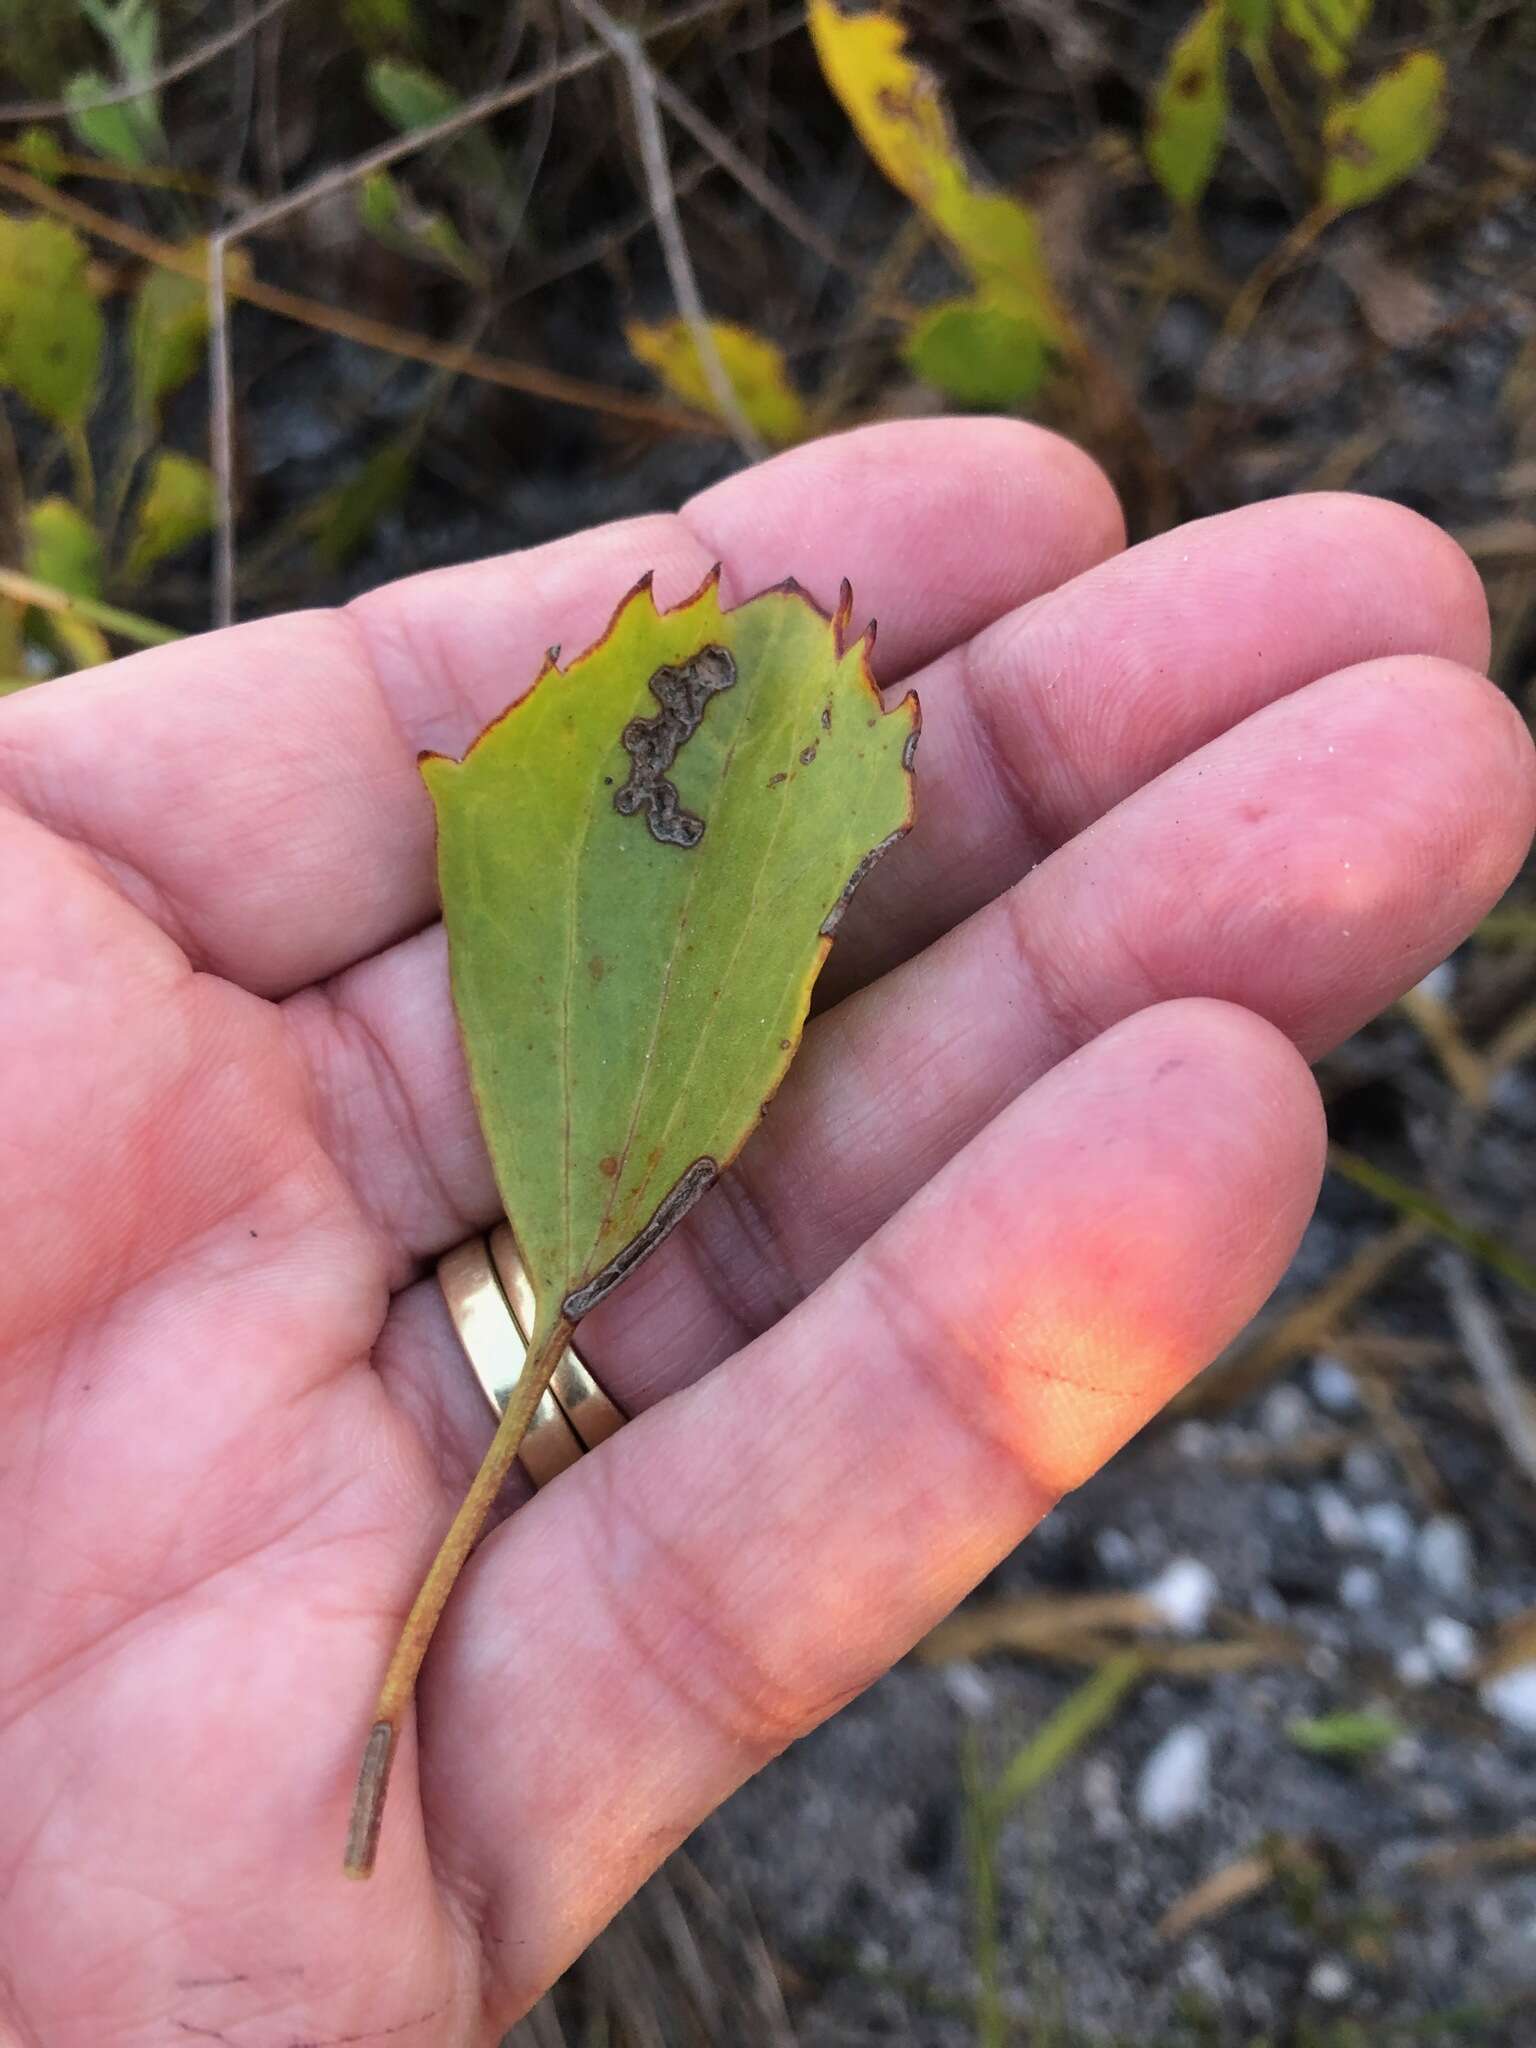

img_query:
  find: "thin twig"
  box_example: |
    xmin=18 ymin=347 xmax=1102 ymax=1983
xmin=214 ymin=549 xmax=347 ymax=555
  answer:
xmin=648 ymin=66 xmax=856 ymax=279
xmin=567 ymin=0 xmax=768 ymax=463
xmin=206 ymin=238 xmax=236 ymax=629
xmin=0 ymin=0 xmax=296 ymax=123
xmin=1438 ymin=1251 xmax=1536 ymax=1491
xmin=0 ymin=567 xmax=180 ymax=646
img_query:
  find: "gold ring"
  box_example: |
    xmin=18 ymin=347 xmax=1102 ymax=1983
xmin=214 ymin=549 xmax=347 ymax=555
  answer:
xmin=436 ymin=1234 xmax=624 ymax=1488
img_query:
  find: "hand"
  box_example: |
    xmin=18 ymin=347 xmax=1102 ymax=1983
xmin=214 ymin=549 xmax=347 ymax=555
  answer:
xmin=1 ymin=420 xmax=1528 ymax=2045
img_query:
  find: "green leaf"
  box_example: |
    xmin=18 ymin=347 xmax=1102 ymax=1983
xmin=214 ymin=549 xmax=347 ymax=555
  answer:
xmin=65 ymin=69 xmax=162 ymax=165
xmin=129 ymin=259 xmax=208 ymax=423
xmin=364 ymin=57 xmax=512 ymax=216
xmin=124 ymin=451 xmax=216 ymax=581
xmin=1147 ymin=5 xmax=1230 ymax=212
xmin=627 ymin=318 xmax=808 ymax=446
xmin=1226 ymin=0 xmax=1274 ymax=50
xmin=357 ymin=169 xmax=486 ymax=287
xmin=903 ymin=291 xmax=1050 ymax=407
xmin=423 ymin=571 xmax=917 ymax=1352
xmin=1278 ymin=0 xmax=1370 ymax=81
xmin=1287 ymin=1710 xmax=1401 ymax=1760
xmin=365 ymin=56 xmax=461 ymax=132
xmin=0 ymin=214 xmax=104 ymax=431
xmin=67 ymin=0 xmax=165 ymax=163
xmin=991 ymin=1656 xmax=1145 ymax=1817
xmin=1321 ymin=51 xmax=1448 ymax=215
xmin=15 ymin=126 xmax=67 ymax=184
xmin=28 ymin=497 xmax=102 ymax=598
xmin=344 ymin=0 xmax=418 ymax=51
xmin=302 ymin=431 xmax=418 ymax=570
xmin=351 ymin=569 xmax=920 ymax=1878
xmin=27 ymin=495 xmax=108 ymax=670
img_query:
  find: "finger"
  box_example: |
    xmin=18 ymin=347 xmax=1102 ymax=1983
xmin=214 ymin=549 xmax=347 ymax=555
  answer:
xmin=328 ymin=650 xmax=1533 ymax=1471
xmin=0 ymin=420 xmax=1119 ymax=999
xmin=825 ymin=491 xmax=1490 ymax=995
xmin=409 ymin=1000 xmax=1324 ymax=2018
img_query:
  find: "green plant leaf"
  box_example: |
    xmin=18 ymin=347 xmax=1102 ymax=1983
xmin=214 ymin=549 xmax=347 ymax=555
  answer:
xmin=129 ymin=258 xmax=208 ymax=423
xmin=344 ymin=0 xmax=418 ymax=52
xmin=124 ymin=451 xmax=216 ymax=581
xmin=627 ymin=318 xmax=808 ymax=446
xmin=1278 ymin=0 xmax=1370 ymax=81
xmin=903 ymin=291 xmax=1050 ymax=407
xmin=365 ymin=55 xmax=461 ymax=132
xmin=1287 ymin=1710 xmax=1401 ymax=1760
xmin=364 ymin=56 xmax=513 ymax=220
xmin=0 ymin=214 xmax=104 ymax=431
xmin=1226 ymin=0 xmax=1274 ymax=51
xmin=66 ymin=70 xmax=161 ymax=165
xmin=347 ymin=571 xmax=920 ymax=1876
xmin=15 ymin=126 xmax=67 ymax=184
xmin=28 ymin=496 xmax=102 ymax=598
xmin=1147 ymin=4 xmax=1230 ymax=212
xmin=424 ymin=570 xmax=917 ymax=1348
xmin=27 ymin=495 xmax=108 ymax=669
xmin=1321 ymin=51 xmax=1448 ymax=215
xmin=67 ymin=0 xmax=165 ymax=164
xmin=357 ymin=168 xmax=486 ymax=287
xmin=302 ymin=431 xmax=418 ymax=570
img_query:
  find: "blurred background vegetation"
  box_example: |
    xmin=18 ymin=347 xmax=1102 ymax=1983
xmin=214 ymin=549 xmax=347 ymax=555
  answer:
xmin=3 ymin=2 xmax=1536 ymax=2042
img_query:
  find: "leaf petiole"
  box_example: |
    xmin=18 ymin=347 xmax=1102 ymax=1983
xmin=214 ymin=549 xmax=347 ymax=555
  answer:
xmin=343 ymin=1314 xmax=575 ymax=1879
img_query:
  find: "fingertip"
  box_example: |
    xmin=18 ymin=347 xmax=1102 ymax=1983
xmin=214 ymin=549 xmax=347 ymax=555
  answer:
xmin=1288 ymin=493 xmax=1492 ymax=673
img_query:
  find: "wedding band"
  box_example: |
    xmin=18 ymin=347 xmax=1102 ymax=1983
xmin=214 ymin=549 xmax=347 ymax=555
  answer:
xmin=487 ymin=1225 xmax=626 ymax=1452
xmin=436 ymin=1233 xmax=625 ymax=1489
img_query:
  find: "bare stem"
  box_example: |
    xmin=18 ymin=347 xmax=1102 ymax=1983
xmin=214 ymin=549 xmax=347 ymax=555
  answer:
xmin=343 ymin=1316 xmax=575 ymax=1880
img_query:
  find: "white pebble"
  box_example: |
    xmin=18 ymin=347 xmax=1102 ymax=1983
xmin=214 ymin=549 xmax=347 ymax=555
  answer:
xmin=1396 ymin=1645 xmax=1436 ymax=1689
xmin=1417 ymin=1516 xmax=1475 ymax=1600
xmin=1344 ymin=1445 xmax=1389 ymax=1494
xmin=1308 ymin=1958 xmax=1353 ymax=2003
xmin=1309 ymin=1354 xmax=1361 ymax=1415
xmin=1360 ymin=1501 xmax=1415 ymax=1563
xmin=1314 ymin=1485 xmax=1362 ymax=1549
xmin=1340 ymin=1563 xmax=1381 ymax=1611
xmin=1261 ymin=1383 xmax=1311 ymax=1442
xmin=1174 ymin=1420 xmax=1217 ymax=1459
xmin=1425 ymin=1615 xmax=1478 ymax=1681
xmin=1414 ymin=961 xmax=1457 ymax=1005
xmin=1143 ymin=1557 xmax=1219 ymax=1636
xmin=1481 ymin=1663 xmax=1536 ymax=1735
xmin=1095 ymin=1527 xmax=1139 ymax=1576
xmin=1135 ymin=1724 xmax=1211 ymax=1832
xmin=941 ymin=1661 xmax=995 ymax=1718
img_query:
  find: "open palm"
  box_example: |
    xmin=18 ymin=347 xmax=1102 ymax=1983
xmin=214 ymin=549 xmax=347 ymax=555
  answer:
xmin=1 ymin=421 xmax=1529 ymax=2047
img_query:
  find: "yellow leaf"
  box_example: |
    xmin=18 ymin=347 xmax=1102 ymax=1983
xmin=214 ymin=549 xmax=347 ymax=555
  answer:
xmin=1322 ymin=51 xmax=1447 ymax=216
xmin=1279 ymin=0 xmax=1370 ymax=81
xmin=1147 ymin=5 xmax=1230 ymax=212
xmin=807 ymin=0 xmax=1066 ymax=345
xmin=124 ymin=450 xmax=216 ymax=582
xmin=0 ymin=213 xmax=103 ymax=431
xmin=626 ymin=318 xmax=807 ymax=446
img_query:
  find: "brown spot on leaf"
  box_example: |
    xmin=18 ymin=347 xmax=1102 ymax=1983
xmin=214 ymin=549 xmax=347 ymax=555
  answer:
xmin=1176 ymin=66 xmax=1207 ymax=97
xmin=589 ymin=954 xmax=606 ymax=981
xmin=768 ymin=771 xmax=787 ymax=788
xmin=821 ymin=703 xmax=833 ymax=731
xmin=800 ymin=743 xmax=819 ymax=766
xmin=613 ymin=645 xmax=737 ymax=848
xmin=563 ymin=1158 xmax=718 ymax=1318
xmin=598 ymin=1155 xmax=619 ymax=1178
